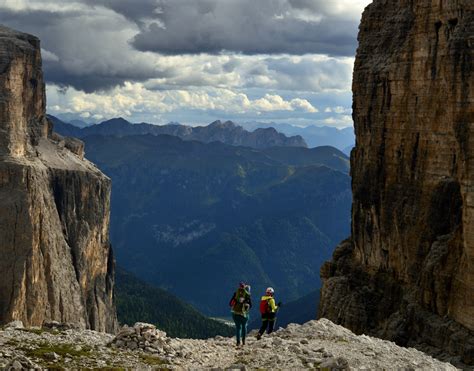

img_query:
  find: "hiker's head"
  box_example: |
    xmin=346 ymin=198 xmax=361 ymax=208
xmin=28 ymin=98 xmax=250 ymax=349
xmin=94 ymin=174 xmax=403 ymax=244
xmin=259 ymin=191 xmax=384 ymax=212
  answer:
xmin=239 ymin=281 xmax=246 ymax=289
xmin=266 ymin=287 xmax=274 ymax=296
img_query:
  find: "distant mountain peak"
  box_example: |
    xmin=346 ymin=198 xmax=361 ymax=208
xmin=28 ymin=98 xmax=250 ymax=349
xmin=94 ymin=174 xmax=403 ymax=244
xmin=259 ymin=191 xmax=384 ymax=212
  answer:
xmin=208 ymin=120 xmax=237 ymax=129
xmin=101 ymin=117 xmax=131 ymax=126
xmin=255 ymin=127 xmax=278 ymax=134
xmin=222 ymin=120 xmax=237 ymax=128
xmin=53 ymin=116 xmax=307 ymax=149
xmin=240 ymin=122 xmax=355 ymax=150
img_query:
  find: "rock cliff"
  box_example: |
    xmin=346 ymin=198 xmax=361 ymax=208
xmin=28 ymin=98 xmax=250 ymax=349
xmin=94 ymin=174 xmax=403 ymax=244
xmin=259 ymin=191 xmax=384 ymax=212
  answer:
xmin=0 ymin=26 xmax=116 ymax=332
xmin=319 ymin=0 xmax=474 ymax=365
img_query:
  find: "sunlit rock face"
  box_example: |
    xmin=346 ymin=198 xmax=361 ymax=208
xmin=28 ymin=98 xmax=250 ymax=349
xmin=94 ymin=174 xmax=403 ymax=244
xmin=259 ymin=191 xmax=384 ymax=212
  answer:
xmin=319 ymin=0 xmax=474 ymax=364
xmin=0 ymin=25 xmax=116 ymax=332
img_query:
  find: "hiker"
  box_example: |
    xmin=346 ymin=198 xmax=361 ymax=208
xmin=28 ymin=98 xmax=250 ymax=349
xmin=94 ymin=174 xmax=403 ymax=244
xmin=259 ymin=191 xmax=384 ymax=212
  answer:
xmin=256 ymin=287 xmax=281 ymax=340
xmin=229 ymin=282 xmax=252 ymax=346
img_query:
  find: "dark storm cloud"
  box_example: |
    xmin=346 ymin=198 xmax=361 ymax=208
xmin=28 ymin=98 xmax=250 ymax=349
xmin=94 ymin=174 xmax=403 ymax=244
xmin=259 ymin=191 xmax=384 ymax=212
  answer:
xmin=0 ymin=0 xmax=368 ymax=93
xmin=43 ymin=62 xmax=153 ymax=92
xmin=0 ymin=6 xmax=167 ymax=92
xmin=130 ymin=0 xmax=363 ymax=56
xmin=82 ymin=0 xmax=160 ymax=24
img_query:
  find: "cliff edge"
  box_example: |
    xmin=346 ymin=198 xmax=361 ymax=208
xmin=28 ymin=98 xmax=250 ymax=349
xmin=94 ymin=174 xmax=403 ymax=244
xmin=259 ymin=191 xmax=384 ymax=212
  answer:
xmin=319 ymin=0 xmax=474 ymax=365
xmin=0 ymin=25 xmax=116 ymax=332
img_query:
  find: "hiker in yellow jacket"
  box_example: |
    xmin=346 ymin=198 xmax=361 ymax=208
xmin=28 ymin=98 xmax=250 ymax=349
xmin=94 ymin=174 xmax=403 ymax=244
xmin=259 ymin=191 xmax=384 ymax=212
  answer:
xmin=256 ymin=287 xmax=281 ymax=340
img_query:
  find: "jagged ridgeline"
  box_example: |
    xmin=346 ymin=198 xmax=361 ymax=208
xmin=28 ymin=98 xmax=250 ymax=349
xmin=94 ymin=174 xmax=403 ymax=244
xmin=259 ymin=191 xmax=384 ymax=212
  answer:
xmin=50 ymin=116 xmax=308 ymax=149
xmin=0 ymin=26 xmax=116 ymax=331
xmin=319 ymin=0 xmax=474 ymax=365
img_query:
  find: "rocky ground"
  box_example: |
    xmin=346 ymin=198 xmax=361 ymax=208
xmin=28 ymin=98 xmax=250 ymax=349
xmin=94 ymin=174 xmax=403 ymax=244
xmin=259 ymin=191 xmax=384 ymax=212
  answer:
xmin=0 ymin=319 xmax=459 ymax=370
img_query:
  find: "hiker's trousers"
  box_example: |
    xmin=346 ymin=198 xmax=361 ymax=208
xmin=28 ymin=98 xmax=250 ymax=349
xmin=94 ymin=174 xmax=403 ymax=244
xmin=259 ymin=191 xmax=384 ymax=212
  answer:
xmin=258 ymin=312 xmax=276 ymax=335
xmin=232 ymin=313 xmax=248 ymax=344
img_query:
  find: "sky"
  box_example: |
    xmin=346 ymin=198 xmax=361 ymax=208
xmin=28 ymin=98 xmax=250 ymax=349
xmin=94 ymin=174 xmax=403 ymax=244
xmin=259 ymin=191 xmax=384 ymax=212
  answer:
xmin=1 ymin=0 xmax=372 ymax=127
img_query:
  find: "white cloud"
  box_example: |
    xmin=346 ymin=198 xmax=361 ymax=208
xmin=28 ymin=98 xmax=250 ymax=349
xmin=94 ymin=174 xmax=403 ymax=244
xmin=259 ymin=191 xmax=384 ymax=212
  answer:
xmin=290 ymin=98 xmax=319 ymax=113
xmin=46 ymin=83 xmax=319 ymax=120
xmin=41 ymin=48 xmax=59 ymax=62
xmin=325 ymin=106 xmax=351 ymax=114
xmin=322 ymin=115 xmax=353 ymax=128
xmin=142 ymin=54 xmax=354 ymax=94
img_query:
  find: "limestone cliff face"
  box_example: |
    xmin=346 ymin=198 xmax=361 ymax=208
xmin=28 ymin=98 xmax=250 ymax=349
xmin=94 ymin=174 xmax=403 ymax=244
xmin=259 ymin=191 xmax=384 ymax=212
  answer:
xmin=319 ymin=0 xmax=474 ymax=364
xmin=0 ymin=26 xmax=116 ymax=332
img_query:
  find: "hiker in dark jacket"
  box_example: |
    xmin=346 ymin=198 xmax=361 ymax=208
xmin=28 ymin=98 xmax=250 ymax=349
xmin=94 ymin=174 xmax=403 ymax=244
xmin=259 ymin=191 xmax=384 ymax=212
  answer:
xmin=256 ymin=287 xmax=280 ymax=340
xmin=229 ymin=282 xmax=252 ymax=346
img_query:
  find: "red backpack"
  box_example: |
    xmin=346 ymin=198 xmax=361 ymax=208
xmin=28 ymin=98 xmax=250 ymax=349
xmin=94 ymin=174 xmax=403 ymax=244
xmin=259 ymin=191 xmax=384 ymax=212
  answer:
xmin=259 ymin=298 xmax=271 ymax=314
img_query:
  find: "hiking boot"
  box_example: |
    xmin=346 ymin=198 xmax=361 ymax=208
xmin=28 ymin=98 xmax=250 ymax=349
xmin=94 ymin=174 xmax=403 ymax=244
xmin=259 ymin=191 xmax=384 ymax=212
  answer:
xmin=256 ymin=333 xmax=261 ymax=340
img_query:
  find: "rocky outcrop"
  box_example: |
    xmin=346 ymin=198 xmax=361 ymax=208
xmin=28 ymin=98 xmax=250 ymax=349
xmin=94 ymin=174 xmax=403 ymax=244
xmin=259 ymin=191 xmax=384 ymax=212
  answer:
xmin=319 ymin=0 xmax=474 ymax=365
xmin=0 ymin=26 xmax=116 ymax=332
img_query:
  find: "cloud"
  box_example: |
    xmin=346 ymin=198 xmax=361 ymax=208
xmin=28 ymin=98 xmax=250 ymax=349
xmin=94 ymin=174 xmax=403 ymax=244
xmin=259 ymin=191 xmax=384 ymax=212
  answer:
xmin=131 ymin=0 xmax=371 ymax=56
xmin=324 ymin=106 xmax=351 ymax=114
xmin=0 ymin=0 xmax=364 ymax=127
xmin=41 ymin=48 xmax=59 ymax=62
xmin=0 ymin=5 xmax=163 ymax=92
xmin=141 ymin=54 xmax=354 ymax=94
xmin=46 ymin=83 xmax=318 ymax=120
xmin=81 ymin=0 xmax=161 ymax=24
xmin=0 ymin=0 xmax=367 ymax=93
xmin=322 ymin=115 xmax=353 ymax=127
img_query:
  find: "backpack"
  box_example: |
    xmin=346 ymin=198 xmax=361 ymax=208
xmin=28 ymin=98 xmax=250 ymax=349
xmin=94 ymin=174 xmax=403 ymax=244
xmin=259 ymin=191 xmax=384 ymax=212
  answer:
xmin=231 ymin=288 xmax=248 ymax=313
xmin=259 ymin=298 xmax=271 ymax=314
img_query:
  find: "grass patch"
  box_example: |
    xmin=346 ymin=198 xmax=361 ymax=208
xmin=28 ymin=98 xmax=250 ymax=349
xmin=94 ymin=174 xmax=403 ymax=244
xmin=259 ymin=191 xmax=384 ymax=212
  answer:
xmin=18 ymin=342 xmax=96 ymax=369
xmin=19 ymin=328 xmax=60 ymax=336
xmin=5 ymin=339 xmax=20 ymax=346
xmin=139 ymin=354 xmax=168 ymax=366
xmin=22 ymin=342 xmax=94 ymax=359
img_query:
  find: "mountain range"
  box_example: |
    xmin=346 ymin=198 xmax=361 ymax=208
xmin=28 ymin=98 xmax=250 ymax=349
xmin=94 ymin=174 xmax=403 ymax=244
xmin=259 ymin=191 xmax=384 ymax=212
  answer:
xmin=241 ymin=122 xmax=355 ymax=152
xmin=49 ymin=116 xmax=307 ymax=149
xmin=49 ymin=115 xmax=356 ymax=153
xmin=78 ymin=132 xmax=351 ymax=317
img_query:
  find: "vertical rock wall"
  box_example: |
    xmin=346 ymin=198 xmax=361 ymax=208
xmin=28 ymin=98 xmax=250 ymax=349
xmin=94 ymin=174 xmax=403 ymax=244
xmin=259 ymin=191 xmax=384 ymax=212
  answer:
xmin=0 ymin=25 xmax=116 ymax=332
xmin=319 ymin=0 xmax=474 ymax=364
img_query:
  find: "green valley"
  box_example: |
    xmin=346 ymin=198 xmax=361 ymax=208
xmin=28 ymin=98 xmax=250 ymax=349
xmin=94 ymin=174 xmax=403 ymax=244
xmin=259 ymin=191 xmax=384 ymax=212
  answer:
xmin=82 ymin=133 xmax=351 ymax=318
